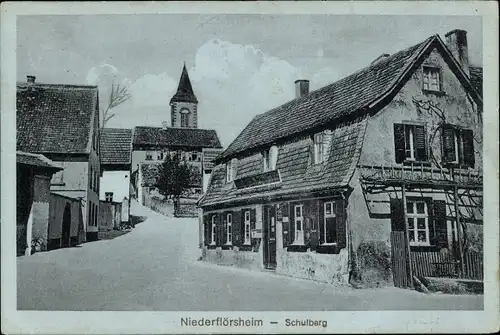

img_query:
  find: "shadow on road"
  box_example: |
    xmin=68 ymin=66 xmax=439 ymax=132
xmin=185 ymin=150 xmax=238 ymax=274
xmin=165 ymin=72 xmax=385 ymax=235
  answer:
xmin=130 ymin=215 xmax=148 ymax=227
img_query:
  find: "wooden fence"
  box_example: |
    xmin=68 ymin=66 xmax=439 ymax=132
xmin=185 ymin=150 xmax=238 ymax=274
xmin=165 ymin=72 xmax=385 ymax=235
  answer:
xmin=410 ymin=250 xmax=483 ymax=280
xmin=390 ymin=231 xmax=412 ymax=288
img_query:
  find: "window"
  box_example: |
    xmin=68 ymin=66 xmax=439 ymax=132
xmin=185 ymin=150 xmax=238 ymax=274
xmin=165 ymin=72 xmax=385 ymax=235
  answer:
xmin=226 ymin=213 xmax=232 ymax=245
xmin=180 ymin=110 xmax=190 ymax=128
xmin=190 ymin=152 xmax=199 ymax=162
xmin=211 ymin=215 xmax=216 ymax=245
xmin=263 ymin=145 xmax=278 ymax=172
xmin=394 ymin=124 xmax=428 ymax=163
xmin=422 ymin=66 xmax=441 ymax=92
xmin=244 ymin=211 xmax=251 ymax=245
xmin=293 ymin=204 xmax=304 ymax=245
xmin=226 ymin=158 xmax=237 ymax=182
xmin=105 ymin=192 xmax=113 ymax=202
xmin=406 ymin=200 xmax=430 ymax=246
xmin=145 ymin=152 xmax=153 ymax=161
xmin=442 ymin=125 xmax=475 ymax=167
xmin=88 ymin=203 xmax=93 ymax=227
xmin=313 ymin=132 xmax=324 ymax=164
xmin=157 ymin=151 xmax=164 ymax=161
xmin=94 ymin=203 xmax=98 ymax=227
xmin=323 ymin=201 xmax=337 ymax=244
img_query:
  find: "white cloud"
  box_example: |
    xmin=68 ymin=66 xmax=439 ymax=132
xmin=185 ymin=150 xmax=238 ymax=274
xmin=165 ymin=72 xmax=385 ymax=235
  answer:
xmin=106 ymin=39 xmax=343 ymax=147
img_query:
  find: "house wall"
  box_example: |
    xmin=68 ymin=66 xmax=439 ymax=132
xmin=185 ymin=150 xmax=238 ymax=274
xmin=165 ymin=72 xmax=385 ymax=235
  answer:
xmin=100 ymin=170 xmax=130 ymax=203
xmin=201 ymin=198 xmax=351 ymax=286
xmin=348 ymin=48 xmax=483 ymax=285
xmin=87 ymin=124 xmax=101 ymax=240
xmin=359 ymin=48 xmax=482 ymax=172
xmin=47 ymin=194 xmax=82 ymax=247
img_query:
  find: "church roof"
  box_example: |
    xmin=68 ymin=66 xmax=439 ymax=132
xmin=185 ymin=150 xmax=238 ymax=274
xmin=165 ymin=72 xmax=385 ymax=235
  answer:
xmin=170 ymin=64 xmax=198 ymax=104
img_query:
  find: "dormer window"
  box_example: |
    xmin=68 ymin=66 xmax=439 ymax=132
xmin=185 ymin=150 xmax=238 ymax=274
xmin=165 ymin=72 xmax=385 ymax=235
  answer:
xmin=263 ymin=145 xmax=278 ymax=172
xmin=226 ymin=158 xmax=237 ymax=182
xmin=422 ymin=66 xmax=442 ymax=92
xmin=313 ymin=132 xmax=325 ymax=164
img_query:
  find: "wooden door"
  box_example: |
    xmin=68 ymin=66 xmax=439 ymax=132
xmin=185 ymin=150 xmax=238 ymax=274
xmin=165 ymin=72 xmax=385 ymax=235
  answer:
xmin=62 ymin=203 xmax=71 ymax=247
xmin=263 ymin=205 xmax=277 ymax=269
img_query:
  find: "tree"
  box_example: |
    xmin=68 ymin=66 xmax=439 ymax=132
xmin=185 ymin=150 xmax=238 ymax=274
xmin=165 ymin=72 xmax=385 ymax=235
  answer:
xmin=155 ymin=153 xmax=193 ymax=211
xmin=101 ymin=82 xmax=131 ymax=128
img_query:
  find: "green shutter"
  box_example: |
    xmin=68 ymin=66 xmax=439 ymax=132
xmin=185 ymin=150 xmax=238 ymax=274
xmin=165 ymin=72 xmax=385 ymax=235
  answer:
xmin=433 ymin=200 xmax=448 ymax=249
xmin=335 ymin=199 xmax=347 ymax=249
xmin=390 ymin=198 xmax=405 ymax=232
xmin=318 ymin=200 xmax=325 ymax=245
xmin=442 ymin=125 xmax=456 ymax=163
xmin=232 ymin=210 xmax=241 ymax=246
xmin=281 ymin=203 xmax=289 ymax=248
xmin=461 ymin=129 xmax=475 ymax=168
xmin=414 ymin=125 xmax=428 ymax=161
xmin=394 ymin=124 xmax=406 ymax=163
xmin=203 ymin=214 xmax=209 ymax=246
xmin=289 ymin=203 xmax=296 ymax=244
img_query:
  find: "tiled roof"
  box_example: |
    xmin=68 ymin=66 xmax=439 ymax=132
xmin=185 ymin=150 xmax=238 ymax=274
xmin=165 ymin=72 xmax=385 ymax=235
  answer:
xmin=100 ymin=128 xmax=133 ymax=165
xmin=170 ymin=65 xmax=198 ymax=104
xmin=218 ymin=38 xmax=432 ymax=160
xmin=199 ymin=118 xmax=367 ymax=207
xmin=51 ymin=190 xmax=87 ymax=201
xmin=17 ymin=82 xmax=98 ymax=154
xmin=469 ymin=66 xmax=483 ymax=98
xmin=16 ymin=151 xmax=62 ymax=171
xmin=133 ymin=126 xmax=222 ymax=149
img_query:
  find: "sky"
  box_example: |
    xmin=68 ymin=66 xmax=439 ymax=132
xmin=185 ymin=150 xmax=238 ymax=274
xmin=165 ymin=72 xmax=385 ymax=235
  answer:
xmin=17 ymin=15 xmax=482 ymax=147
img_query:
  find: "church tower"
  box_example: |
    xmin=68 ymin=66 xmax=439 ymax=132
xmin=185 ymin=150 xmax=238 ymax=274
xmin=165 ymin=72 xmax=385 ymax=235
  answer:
xmin=170 ymin=64 xmax=198 ymax=128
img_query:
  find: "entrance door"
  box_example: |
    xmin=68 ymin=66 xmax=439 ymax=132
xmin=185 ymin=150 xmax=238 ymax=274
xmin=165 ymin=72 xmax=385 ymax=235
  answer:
xmin=263 ymin=205 xmax=277 ymax=269
xmin=62 ymin=203 xmax=71 ymax=247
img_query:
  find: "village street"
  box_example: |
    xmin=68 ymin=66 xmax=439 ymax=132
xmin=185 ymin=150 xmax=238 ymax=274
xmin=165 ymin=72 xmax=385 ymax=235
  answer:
xmin=17 ymin=202 xmax=483 ymax=311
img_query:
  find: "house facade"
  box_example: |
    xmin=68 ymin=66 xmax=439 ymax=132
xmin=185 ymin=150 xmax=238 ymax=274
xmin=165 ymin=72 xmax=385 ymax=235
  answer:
xmin=99 ymin=128 xmax=133 ymax=228
xmin=17 ymin=76 xmax=101 ymax=245
xmin=131 ymin=65 xmax=223 ymax=205
xmin=198 ymin=30 xmax=483 ymax=288
xmin=16 ymin=152 xmax=62 ymax=256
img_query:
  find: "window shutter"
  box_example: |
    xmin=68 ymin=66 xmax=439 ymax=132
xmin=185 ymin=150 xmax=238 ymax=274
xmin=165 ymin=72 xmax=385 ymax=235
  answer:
xmin=289 ymin=204 xmax=295 ymax=244
xmin=222 ymin=214 xmax=228 ymax=245
xmin=250 ymin=208 xmax=257 ymax=248
xmin=462 ymin=129 xmax=475 ymax=168
xmin=414 ymin=125 xmax=428 ymax=161
xmin=442 ymin=125 xmax=456 ymax=163
xmin=240 ymin=209 xmax=246 ymax=243
xmin=281 ymin=203 xmax=289 ymax=248
xmin=232 ymin=211 xmax=241 ymax=246
xmin=433 ymin=200 xmax=448 ymax=249
xmin=318 ymin=201 xmax=325 ymax=245
xmin=390 ymin=198 xmax=405 ymax=232
xmin=394 ymin=124 xmax=405 ymax=163
xmin=215 ymin=213 xmax=221 ymax=246
xmin=335 ymin=199 xmax=347 ymax=249
xmin=203 ymin=215 xmax=209 ymax=246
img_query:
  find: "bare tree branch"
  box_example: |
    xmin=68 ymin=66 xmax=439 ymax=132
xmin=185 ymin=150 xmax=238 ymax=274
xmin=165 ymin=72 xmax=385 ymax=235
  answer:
xmin=101 ymin=82 xmax=132 ymax=128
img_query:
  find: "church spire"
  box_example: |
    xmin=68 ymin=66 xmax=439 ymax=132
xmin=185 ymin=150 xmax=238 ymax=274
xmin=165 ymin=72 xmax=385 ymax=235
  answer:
xmin=170 ymin=63 xmax=198 ymax=104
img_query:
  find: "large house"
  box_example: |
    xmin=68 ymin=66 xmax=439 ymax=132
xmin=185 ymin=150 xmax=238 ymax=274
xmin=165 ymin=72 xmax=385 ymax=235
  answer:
xmin=131 ymin=65 xmax=223 ymax=206
xmin=99 ymin=128 xmax=133 ymax=230
xmin=198 ymin=30 xmax=483 ymax=288
xmin=17 ymin=76 xmax=101 ymax=246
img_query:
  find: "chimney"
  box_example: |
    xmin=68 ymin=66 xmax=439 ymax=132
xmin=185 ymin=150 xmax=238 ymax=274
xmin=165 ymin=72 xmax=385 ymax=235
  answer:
xmin=26 ymin=75 xmax=36 ymax=84
xmin=295 ymin=79 xmax=309 ymax=99
xmin=161 ymin=121 xmax=169 ymax=129
xmin=445 ymin=29 xmax=469 ymax=77
xmin=371 ymin=53 xmax=391 ymax=65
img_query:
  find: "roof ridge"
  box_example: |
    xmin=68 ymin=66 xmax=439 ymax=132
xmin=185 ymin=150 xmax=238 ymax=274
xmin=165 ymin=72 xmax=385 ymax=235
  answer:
xmin=252 ymin=36 xmax=433 ymax=121
xmin=17 ymin=83 xmax=99 ymax=89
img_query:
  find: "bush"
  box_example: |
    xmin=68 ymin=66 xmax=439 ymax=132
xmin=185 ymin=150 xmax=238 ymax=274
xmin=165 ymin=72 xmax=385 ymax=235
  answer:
xmin=351 ymin=240 xmax=392 ymax=288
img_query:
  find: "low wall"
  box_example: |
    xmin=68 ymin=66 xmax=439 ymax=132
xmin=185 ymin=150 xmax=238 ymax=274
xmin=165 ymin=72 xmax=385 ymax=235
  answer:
xmin=202 ymin=247 xmax=264 ymax=272
xmin=276 ymin=249 xmax=350 ymax=285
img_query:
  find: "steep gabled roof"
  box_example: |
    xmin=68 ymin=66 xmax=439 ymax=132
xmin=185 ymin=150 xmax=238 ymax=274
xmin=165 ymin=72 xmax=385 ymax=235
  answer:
xmin=217 ymin=34 xmax=482 ymax=162
xmin=133 ymin=126 xmax=222 ymax=149
xmin=170 ymin=64 xmax=198 ymax=104
xmin=17 ymin=82 xmax=99 ymax=154
xmin=469 ymin=66 xmax=483 ymax=98
xmin=100 ymin=128 xmax=133 ymax=165
xmin=16 ymin=151 xmax=62 ymax=171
